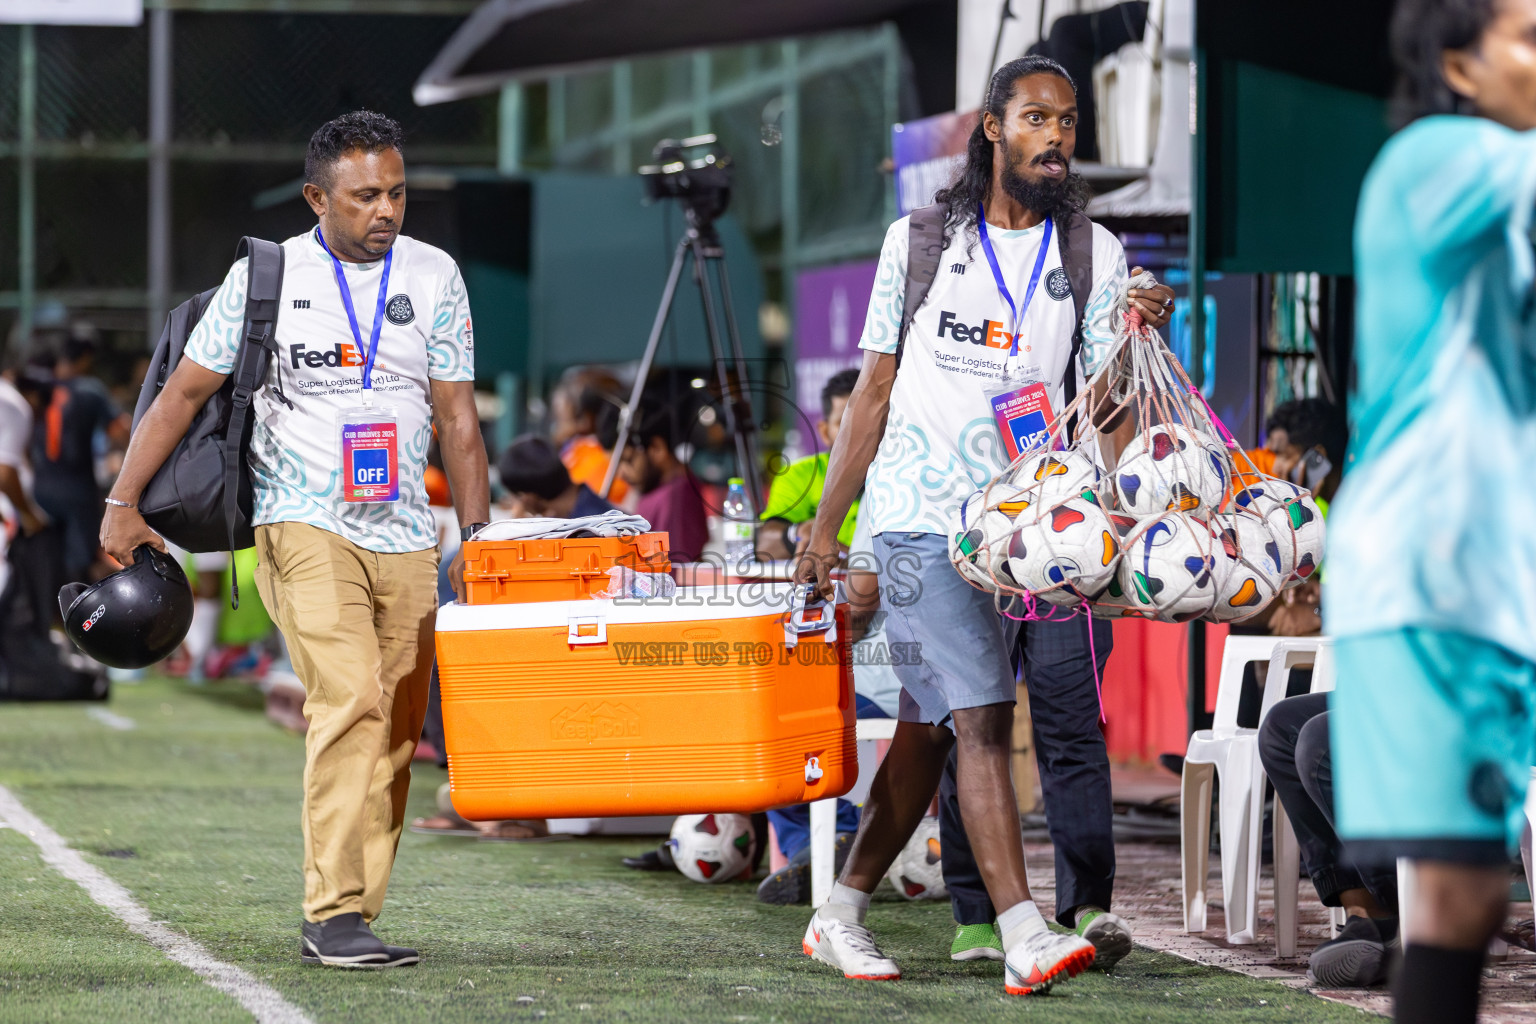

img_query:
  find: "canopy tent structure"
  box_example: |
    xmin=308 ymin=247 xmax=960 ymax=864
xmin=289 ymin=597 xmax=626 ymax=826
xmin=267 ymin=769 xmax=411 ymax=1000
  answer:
xmin=413 ymin=0 xmax=951 ymax=106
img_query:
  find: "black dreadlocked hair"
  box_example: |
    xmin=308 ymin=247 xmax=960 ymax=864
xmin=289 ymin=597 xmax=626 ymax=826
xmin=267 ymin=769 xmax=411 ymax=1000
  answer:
xmin=933 ymin=55 xmax=1091 ymax=255
xmin=1389 ymin=0 xmax=1496 ymax=125
xmin=305 ymin=110 xmax=405 ymax=193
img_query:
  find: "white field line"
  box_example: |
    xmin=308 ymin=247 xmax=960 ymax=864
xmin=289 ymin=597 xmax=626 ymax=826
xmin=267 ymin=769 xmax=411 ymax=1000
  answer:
xmin=0 ymin=784 xmax=314 ymax=1024
xmin=85 ymin=707 xmax=136 ymax=731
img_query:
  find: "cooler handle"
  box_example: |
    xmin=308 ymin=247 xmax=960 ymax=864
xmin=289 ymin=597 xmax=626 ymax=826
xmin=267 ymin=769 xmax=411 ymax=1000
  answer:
xmin=784 ymin=581 xmax=843 ymax=649
xmin=567 ymin=615 xmax=607 ymax=646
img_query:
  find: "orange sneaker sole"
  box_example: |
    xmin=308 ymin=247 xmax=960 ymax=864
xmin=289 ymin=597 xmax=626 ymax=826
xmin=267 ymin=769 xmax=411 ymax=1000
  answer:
xmin=802 ymin=941 xmax=900 ymax=981
xmin=1004 ymin=945 xmax=1096 ymax=995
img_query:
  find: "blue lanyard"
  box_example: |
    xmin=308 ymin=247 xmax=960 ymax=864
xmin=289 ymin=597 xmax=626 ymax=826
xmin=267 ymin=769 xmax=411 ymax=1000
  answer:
xmin=976 ymin=204 xmax=1053 ymax=358
xmin=316 ymin=229 xmax=392 ymax=392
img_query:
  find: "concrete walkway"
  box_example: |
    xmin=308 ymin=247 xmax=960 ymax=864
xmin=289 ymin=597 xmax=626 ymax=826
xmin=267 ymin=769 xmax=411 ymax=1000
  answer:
xmin=1074 ymin=766 xmax=1536 ymax=1022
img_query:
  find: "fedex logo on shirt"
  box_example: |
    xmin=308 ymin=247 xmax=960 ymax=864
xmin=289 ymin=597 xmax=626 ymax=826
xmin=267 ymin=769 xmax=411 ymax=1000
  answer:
xmin=936 ymin=310 xmax=1017 ymax=350
xmin=289 ymin=343 xmax=366 ymax=369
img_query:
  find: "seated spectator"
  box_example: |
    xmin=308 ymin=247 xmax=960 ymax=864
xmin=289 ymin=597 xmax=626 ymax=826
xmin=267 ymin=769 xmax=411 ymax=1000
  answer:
xmin=1267 ymin=397 xmax=1345 ymax=503
xmin=1259 ymin=694 xmax=1398 ymax=986
xmin=1263 ymin=398 xmax=1347 ymax=638
xmin=1231 ymin=403 xmax=1292 ymax=493
xmin=597 ymin=397 xmax=708 ymax=563
xmin=551 ymin=366 xmax=628 ymax=505
xmin=756 ymin=368 xmax=860 ymax=561
xmin=498 ymin=435 xmax=616 ymax=520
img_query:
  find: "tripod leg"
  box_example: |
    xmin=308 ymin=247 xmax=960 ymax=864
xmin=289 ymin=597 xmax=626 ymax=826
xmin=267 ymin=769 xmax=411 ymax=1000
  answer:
xmin=708 ymin=252 xmax=766 ymax=512
xmin=689 ymin=235 xmax=757 ymax=504
xmin=601 ymin=234 xmax=692 ymax=499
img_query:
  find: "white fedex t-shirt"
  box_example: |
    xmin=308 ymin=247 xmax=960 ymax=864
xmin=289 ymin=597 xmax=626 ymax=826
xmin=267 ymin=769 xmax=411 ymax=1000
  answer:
xmin=858 ymin=214 xmax=1127 ymax=536
xmin=184 ymin=230 xmax=474 ymax=553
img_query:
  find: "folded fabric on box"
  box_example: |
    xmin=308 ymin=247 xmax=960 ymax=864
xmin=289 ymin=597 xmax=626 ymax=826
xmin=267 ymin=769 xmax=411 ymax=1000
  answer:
xmin=472 ymin=511 xmax=653 ymax=542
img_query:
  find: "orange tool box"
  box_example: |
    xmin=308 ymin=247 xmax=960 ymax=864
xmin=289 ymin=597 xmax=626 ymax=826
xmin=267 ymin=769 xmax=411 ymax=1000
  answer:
xmin=435 ymin=582 xmax=855 ymax=820
xmin=460 ymin=531 xmax=671 ymax=604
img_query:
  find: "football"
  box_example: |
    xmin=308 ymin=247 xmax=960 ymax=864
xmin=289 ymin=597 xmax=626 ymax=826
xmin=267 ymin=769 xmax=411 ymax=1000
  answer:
xmin=1234 ymin=480 xmax=1325 ymax=586
xmin=1089 ymin=572 xmax=1158 ymax=619
xmin=1207 ymin=510 xmax=1286 ymax=622
xmin=1003 ymin=448 xmax=1102 ymax=511
xmin=948 ymin=488 xmax=1034 ymax=588
xmin=668 ymin=813 xmax=756 ymax=884
xmin=1264 ymin=492 xmax=1326 ymax=588
xmin=885 ymin=816 xmax=947 ymax=900
xmin=1113 ymin=423 xmax=1230 ymax=517
xmin=1116 ymin=512 xmax=1231 ymax=622
xmin=1002 ymin=495 xmax=1121 ymax=607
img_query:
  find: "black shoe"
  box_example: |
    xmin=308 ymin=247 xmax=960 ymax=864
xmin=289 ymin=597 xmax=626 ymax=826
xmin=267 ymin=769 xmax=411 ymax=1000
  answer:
xmin=756 ymin=832 xmax=854 ymax=906
xmin=1307 ymin=915 xmax=1393 ymax=988
xmin=300 ymin=913 xmax=416 ymax=968
xmin=379 ymin=945 xmax=420 ymax=967
xmin=622 ymin=842 xmax=676 ymax=872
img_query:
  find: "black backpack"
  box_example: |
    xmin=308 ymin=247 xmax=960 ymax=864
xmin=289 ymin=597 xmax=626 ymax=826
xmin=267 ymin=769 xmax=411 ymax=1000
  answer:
xmin=896 ymin=204 xmax=1094 ymax=412
xmin=131 ymin=238 xmax=286 ymax=601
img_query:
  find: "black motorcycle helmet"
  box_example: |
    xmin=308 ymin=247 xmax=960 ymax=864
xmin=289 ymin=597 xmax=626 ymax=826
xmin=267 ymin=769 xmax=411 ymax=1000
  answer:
xmin=58 ymin=545 xmax=194 ymax=669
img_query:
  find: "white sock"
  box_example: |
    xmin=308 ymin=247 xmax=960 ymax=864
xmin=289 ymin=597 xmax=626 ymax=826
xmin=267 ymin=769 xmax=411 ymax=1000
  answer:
xmin=819 ymin=883 xmax=872 ymax=925
xmin=998 ymin=900 xmax=1049 ymax=952
xmin=185 ymin=599 xmax=220 ymax=664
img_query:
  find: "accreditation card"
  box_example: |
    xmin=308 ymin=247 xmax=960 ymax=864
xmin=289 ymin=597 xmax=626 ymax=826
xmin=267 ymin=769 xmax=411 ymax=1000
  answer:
xmin=983 ymin=363 xmax=1060 ymax=461
xmin=338 ymin=406 xmax=400 ymax=503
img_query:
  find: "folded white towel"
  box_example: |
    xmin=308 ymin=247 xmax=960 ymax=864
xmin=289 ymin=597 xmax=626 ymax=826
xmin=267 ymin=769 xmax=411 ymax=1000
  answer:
xmin=470 ymin=510 xmax=653 ymax=542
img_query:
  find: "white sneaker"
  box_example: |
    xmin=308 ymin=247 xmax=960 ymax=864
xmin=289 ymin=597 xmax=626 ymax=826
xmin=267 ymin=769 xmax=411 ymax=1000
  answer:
xmin=1003 ymin=929 xmax=1095 ymax=995
xmin=802 ymin=911 xmax=900 ymax=981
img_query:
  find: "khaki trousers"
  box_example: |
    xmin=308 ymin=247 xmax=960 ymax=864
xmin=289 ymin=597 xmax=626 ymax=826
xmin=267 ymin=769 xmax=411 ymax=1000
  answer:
xmin=253 ymin=521 xmax=439 ymax=923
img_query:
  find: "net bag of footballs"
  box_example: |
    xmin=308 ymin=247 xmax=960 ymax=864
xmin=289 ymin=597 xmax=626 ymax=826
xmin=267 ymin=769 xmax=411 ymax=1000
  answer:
xmin=947 ymin=271 xmax=1325 ymax=625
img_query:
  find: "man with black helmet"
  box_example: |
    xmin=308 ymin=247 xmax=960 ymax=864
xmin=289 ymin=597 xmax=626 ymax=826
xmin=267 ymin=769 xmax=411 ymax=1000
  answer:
xmin=101 ymin=111 xmax=490 ymax=969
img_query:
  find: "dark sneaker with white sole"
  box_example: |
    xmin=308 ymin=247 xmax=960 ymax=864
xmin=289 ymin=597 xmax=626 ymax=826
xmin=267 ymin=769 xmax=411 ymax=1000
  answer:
xmin=1307 ymin=915 xmax=1394 ymax=988
xmin=300 ymin=912 xmax=418 ymax=968
xmin=1075 ymin=909 xmax=1133 ymax=971
xmin=756 ymin=832 xmax=854 ymax=906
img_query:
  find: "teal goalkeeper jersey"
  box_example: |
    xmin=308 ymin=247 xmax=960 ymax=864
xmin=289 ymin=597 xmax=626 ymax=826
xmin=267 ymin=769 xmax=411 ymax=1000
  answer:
xmin=1325 ymin=115 xmax=1536 ymax=662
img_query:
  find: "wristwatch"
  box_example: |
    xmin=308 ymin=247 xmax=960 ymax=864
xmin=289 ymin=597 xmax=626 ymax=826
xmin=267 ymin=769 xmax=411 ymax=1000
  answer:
xmin=460 ymin=522 xmax=488 ymax=543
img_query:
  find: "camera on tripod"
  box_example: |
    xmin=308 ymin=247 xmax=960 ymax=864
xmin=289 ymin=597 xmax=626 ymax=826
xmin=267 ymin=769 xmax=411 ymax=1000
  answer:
xmin=601 ymin=133 xmax=762 ymax=511
xmin=638 ymin=134 xmax=732 ymax=229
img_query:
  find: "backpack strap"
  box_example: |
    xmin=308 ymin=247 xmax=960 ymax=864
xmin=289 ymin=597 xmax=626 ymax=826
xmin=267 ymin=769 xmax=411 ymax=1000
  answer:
xmin=224 ymin=236 xmax=284 ymax=608
xmin=895 ymin=203 xmax=946 ymax=369
xmin=1058 ymin=211 xmax=1094 ymax=435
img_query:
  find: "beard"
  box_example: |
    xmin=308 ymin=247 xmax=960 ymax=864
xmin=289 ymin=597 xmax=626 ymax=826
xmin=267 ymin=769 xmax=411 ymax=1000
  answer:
xmin=998 ymin=146 xmax=1090 ymax=219
xmin=634 ymin=456 xmax=663 ymax=495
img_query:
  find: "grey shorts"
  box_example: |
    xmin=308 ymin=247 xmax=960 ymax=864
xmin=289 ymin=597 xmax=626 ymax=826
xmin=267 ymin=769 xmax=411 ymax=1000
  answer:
xmin=874 ymin=531 xmax=1020 ymax=727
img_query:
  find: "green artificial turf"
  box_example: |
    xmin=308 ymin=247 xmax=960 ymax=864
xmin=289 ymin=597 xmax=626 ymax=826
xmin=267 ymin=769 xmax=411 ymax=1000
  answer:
xmin=0 ymin=676 xmax=1373 ymax=1023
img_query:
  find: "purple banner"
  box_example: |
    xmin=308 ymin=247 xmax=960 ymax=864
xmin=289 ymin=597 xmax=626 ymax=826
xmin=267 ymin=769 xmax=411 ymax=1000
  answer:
xmin=892 ymin=109 xmax=980 ymax=216
xmin=793 ymin=260 xmax=877 ymax=435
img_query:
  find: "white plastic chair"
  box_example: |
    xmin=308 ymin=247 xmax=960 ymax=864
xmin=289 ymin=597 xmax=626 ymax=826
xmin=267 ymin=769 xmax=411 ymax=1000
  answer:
xmin=810 ymin=717 xmax=897 ymax=908
xmin=1182 ymin=635 xmax=1319 ymax=944
xmin=1265 ymin=638 xmax=1340 ymax=956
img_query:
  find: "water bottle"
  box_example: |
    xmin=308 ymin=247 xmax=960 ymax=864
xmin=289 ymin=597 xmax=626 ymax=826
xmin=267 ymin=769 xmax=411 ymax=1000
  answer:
xmin=722 ymin=477 xmax=756 ymax=572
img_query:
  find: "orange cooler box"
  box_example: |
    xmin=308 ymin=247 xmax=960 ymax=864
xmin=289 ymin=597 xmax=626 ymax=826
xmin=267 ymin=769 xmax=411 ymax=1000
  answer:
xmin=461 ymin=531 xmax=672 ymax=604
xmin=436 ymin=583 xmax=856 ymax=820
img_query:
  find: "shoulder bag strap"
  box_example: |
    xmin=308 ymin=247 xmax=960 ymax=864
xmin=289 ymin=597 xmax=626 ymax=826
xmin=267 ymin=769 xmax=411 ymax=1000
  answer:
xmin=223 ymin=236 xmax=284 ymax=608
xmin=1059 ymin=211 xmax=1095 ymax=436
xmin=896 ymin=203 xmax=946 ymax=370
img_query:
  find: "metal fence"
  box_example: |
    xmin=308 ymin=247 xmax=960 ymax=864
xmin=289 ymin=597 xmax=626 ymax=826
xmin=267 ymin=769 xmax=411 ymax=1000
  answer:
xmin=0 ymin=12 xmax=497 ymax=357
